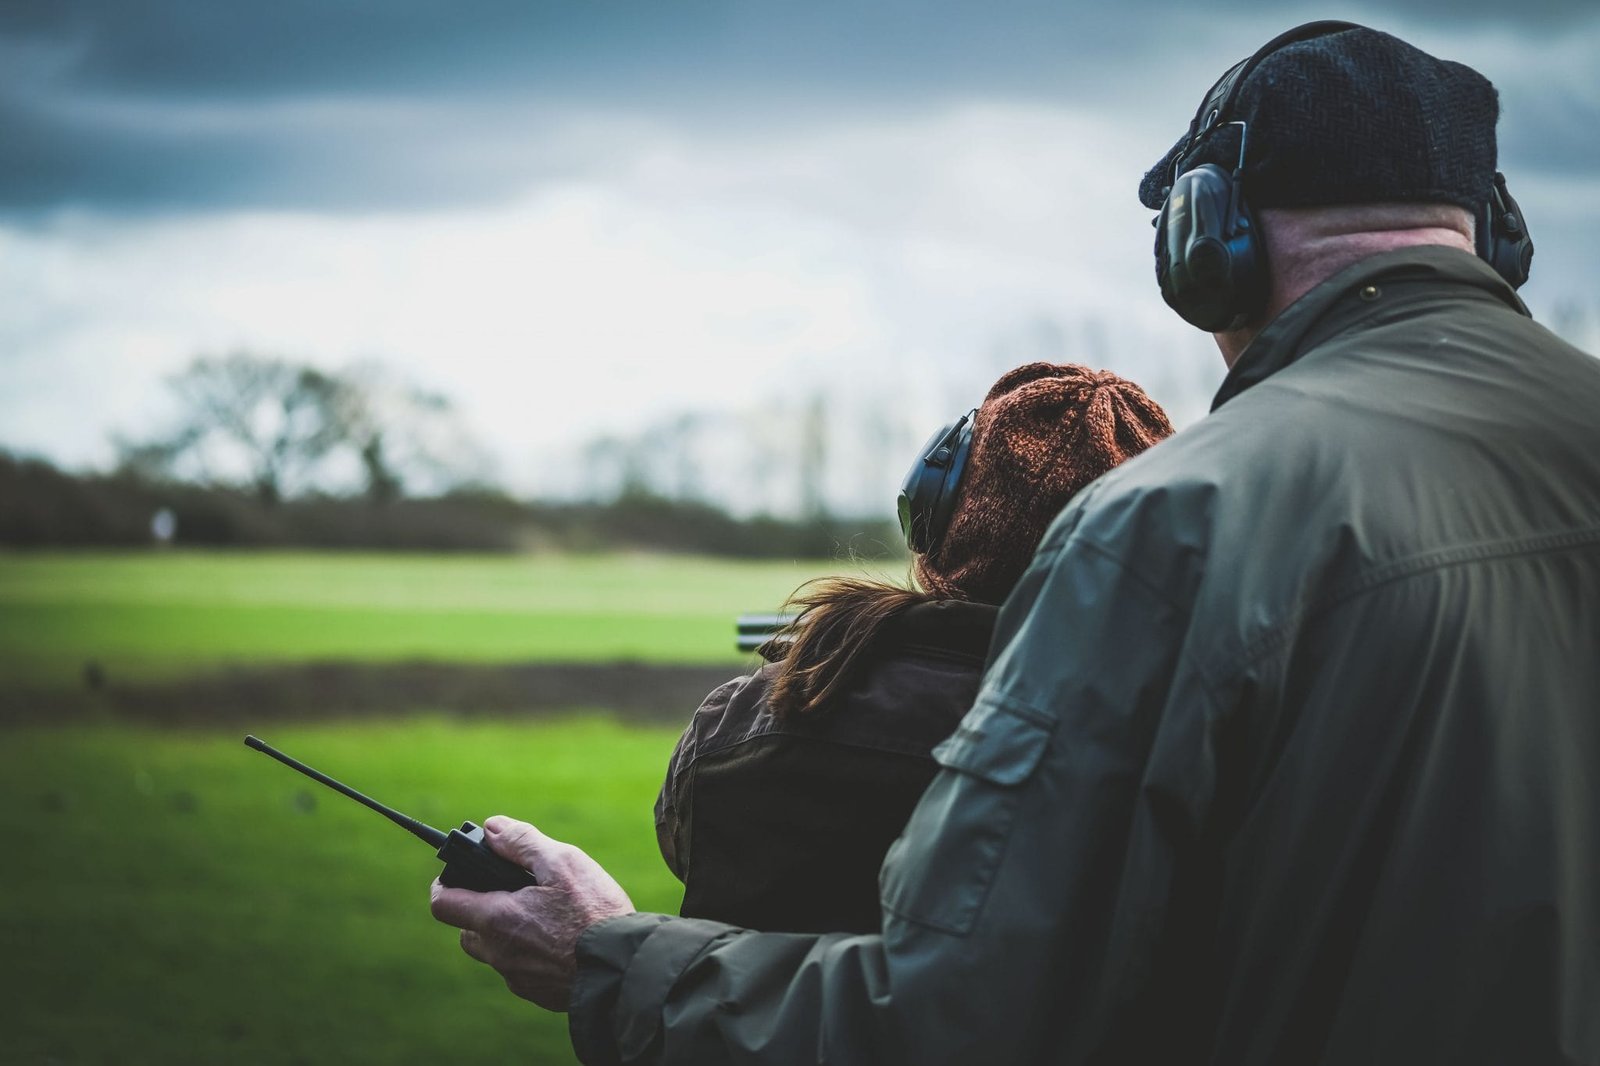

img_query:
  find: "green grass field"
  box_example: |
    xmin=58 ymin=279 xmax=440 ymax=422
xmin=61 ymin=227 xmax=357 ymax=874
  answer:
xmin=1 ymin=717 xmax=687 ymax=1065
xmin=0 ymin=550 xmax=908 ymax=1063
xmin=0 ymin=550 xmax=899 ymax=686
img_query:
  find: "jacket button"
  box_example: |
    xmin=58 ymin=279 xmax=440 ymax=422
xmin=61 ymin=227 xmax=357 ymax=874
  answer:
xmin=1360 ymin=285 xmax=1382 ymax=301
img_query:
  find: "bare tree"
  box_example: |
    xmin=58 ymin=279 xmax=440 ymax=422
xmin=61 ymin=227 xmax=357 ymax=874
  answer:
xmin=119 ymin=351 xmax=487 ymax=503
xmin=580 ymin=433 xmax=654 ymax=500
xmin=798 ymin=392 xmax=830 ymax=522
xmin=666 ymin=412 xmax=706 ymax=501
xmin=335 ymin=363 xmax=489 ymax=502
xmin=121 ymin=352 xmax=350 ymax=503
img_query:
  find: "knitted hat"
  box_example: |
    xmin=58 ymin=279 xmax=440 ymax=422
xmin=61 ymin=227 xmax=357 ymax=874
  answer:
xmin=916 ymin=363 xmax=1173 ymax=605
xmin=1137 ymin=26 xmax=1499 ymax=213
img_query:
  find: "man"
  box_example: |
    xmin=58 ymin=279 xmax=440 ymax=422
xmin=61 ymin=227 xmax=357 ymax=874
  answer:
xmin=432 ymin=24 xmax=1600 ymax=1064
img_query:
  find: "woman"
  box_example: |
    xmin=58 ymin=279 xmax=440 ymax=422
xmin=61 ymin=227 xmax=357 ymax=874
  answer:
xmin=656 ymin=363 xmax=1174 ymax=933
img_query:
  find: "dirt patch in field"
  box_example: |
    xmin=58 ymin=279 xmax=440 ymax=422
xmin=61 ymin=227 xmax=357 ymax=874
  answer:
xmin=0 ymin=660 xmax=748 ymax=729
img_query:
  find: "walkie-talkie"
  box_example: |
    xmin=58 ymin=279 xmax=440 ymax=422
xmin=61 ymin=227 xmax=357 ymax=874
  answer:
xmin=244 ymin=735 xmax=538 ymax=893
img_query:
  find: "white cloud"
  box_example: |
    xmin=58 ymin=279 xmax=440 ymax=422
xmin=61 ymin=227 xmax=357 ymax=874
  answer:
xmin=0 ymin=99 xmax=1309 ymax=508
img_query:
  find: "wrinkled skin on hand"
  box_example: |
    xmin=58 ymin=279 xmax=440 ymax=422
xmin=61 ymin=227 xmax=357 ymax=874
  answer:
xmin=429 ymin=815 xmax=635 ymax=1011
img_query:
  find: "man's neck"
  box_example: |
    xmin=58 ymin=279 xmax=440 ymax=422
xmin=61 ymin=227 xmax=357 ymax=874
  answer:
xmin=1214 ymin=204 xmax=1476 ymax=367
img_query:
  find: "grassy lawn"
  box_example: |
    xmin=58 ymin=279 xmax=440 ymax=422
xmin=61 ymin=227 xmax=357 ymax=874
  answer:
xmin=0 ymin=550 xmax=903 ymax=1060
xmin=1 ymin=717 xmax=688 ymax=1065
xmin=0 ymin=551 xmax=899 ymax=686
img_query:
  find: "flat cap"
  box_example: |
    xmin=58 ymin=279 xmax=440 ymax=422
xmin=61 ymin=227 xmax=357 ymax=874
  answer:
xmin=1138 ymin=27 xmax=1499 ymax=213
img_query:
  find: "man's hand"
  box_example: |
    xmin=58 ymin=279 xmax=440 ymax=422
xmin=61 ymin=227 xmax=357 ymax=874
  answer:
xmin=429 ymin=815 xmax=635 ymax=1011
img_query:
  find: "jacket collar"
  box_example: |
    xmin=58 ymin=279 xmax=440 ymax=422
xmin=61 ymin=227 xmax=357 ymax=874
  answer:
xmin=888 ymin=599 xmax=998 ymax=660
xmin=1212 ymin=246 xmax=1531 ymax=411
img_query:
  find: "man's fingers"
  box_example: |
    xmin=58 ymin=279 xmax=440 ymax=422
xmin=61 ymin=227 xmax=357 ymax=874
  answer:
xmin=430 ymin=878 xmax=503 ymax=931
xmin=459 ymin=928 xmax=492 ymax=965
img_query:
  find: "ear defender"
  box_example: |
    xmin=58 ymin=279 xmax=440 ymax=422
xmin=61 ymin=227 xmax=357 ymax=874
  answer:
xmin=1156 ymin=160 xmax=1266 ymax=332
xmin=1153 ymin=21 xmax=1362 ymax=333
xmin=1477 ymin=171 xmax=1535 ymax=290
xmin=897 ymin=411 xmax=976 ymax=555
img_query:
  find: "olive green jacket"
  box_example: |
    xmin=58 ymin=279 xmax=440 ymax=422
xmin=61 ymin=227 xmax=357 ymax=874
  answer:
xmin=570 ymin=247 xmax=1600 ymax=1065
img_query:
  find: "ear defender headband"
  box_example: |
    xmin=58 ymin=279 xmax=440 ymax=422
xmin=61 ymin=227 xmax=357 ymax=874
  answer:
xmin=897 ymin=410 xmax=976 ymax=555
xmin=1154 ymin=20 xmax=1534 ymax=333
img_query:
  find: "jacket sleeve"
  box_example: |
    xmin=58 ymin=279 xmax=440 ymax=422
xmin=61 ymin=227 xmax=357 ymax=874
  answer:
xmin=571 ymin=499 xmax=1223 ymax=1065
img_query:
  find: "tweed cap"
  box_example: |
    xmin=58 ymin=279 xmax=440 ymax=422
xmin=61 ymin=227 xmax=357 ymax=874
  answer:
xmin=1137 ymin=26 xmax=1499 ymax=212
xmin=916 ymin=363 xmax=1173 ymax=606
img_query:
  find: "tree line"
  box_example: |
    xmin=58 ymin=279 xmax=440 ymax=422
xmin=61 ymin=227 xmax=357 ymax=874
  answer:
xmin=0 ymin=351 xmax=908 ymax=556
xmin=0 ymin=450 xmax=902 ymax=557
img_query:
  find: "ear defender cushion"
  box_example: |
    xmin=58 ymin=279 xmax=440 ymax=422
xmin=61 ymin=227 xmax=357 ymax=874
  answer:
xmin=1157 ymin=164 xmax=1266 ymax=332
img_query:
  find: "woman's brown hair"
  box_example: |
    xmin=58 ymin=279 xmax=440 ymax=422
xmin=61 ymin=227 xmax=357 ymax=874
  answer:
xmin=764 ymin=575 xmax=936 ymax=719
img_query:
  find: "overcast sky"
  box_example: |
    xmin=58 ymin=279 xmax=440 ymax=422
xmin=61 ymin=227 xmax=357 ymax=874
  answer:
xmin=3 ymin=1 xmax=1597 ymax=509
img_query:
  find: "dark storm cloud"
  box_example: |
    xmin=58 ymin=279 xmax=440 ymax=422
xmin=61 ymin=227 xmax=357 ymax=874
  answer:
xmin=1498 ymin=84 xmax=1600 ymax=176
xmin=0 ymin=1 xmax=734 ymax=101
xmin=2 ymin=0 xmax=1596 ymax=217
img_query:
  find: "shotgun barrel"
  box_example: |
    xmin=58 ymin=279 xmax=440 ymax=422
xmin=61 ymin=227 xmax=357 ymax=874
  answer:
xmin=736 ymin=612 xmax=798 ymax=654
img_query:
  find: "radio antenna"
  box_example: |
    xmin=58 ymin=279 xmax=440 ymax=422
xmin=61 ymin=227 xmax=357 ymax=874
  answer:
xmin=245 ymin=735 xmax=447 ymax=849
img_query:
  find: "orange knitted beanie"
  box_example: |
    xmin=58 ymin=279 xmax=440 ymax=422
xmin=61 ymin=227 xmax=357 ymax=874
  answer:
xmin=915 ymin=362 xmax=1174 ymax=605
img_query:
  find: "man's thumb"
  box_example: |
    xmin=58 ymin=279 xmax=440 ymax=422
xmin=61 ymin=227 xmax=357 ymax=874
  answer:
xmin=481 ymin=816 xmax=556 ymax=884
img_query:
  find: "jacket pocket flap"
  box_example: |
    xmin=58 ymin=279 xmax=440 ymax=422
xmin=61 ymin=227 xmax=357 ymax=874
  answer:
xmin=931 ymin=695 xmax=1053 ymax=786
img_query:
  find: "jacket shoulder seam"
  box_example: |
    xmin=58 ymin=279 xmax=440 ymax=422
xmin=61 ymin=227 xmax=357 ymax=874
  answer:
xmin=1030 ymin=534 xmax=1227 ymax=707
xmin=1067 ymin=535 xmax=1188 ymax=612
xmin=1231 ymin=524 xmax=1600 ymax=671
